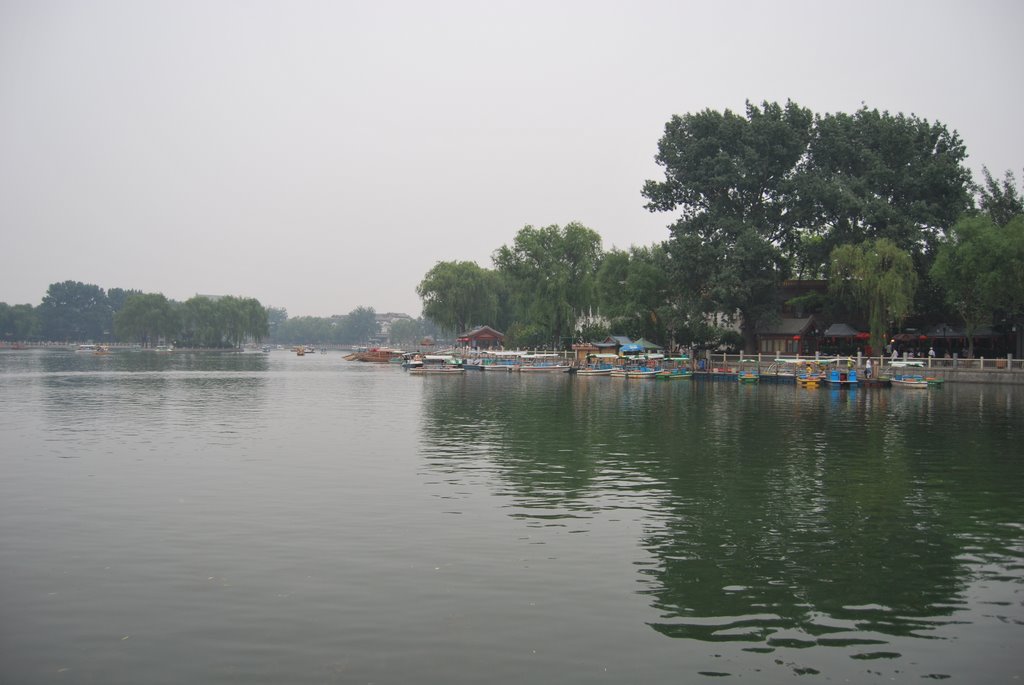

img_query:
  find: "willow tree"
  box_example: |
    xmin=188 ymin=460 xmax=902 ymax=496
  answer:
xmin=416 ymin=261 xmax=499 ymax=335
xmin=829 ymin=238 xmax=917 ymax=352
xmin=114 ymin=293 xmax=180 ymax=346
xmin=492 ymin=222 xmax=603 ymax=347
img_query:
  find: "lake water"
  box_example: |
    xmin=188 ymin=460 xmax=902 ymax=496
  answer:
xmin=1 ymin=349 xmax=1022 ymax=684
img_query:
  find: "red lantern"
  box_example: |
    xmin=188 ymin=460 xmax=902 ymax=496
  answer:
xmin=793 ymin=335 xmax=801 ymax=341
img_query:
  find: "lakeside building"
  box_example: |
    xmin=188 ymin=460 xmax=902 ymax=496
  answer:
xmin=457 ymin=325 xmax=505 ymax=350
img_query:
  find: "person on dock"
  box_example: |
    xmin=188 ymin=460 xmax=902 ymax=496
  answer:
xmin=865 ymin=358 xmax=873 ymax=378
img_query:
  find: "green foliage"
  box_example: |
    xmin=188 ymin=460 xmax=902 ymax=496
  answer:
xmin=597 ymin=245 xmax=672 ymax=345
xmin=504 ymin=321 xmax=548 ymax=349
xmin=829 ymin=239 xmax=918 ymax=352
xmin=114 ymin=293 xmax=179 ymax=346
xmin=643 ymin=101 xmax=814 ymax=351
xmin=492 ymin=222 xmax=602 ymax=347
xmin=416 ymin=261 xmax=499 ymax=334
xmin=930 ymin=215 xmax=1024 ymax=356
xmin=268 ymin=306 xmax=378 ymax=345
xmin=346 ymin=306 xmax=379 ymax=343
xmin=978 ymin=167 xmax=1024 ymax=227
xmin=0 ymin=302 xmax=39 ymax=341
xmin=177 ymin=295 xmax=268 ymax=348
xmin=38 ymin=281 xmax=112 ymax=341
xmin=799 ymin=107 xmax=973 ymax=269
xmin=388 ymin=317 xmax=421 ymax=344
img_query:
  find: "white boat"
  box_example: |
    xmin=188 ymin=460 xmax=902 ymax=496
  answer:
xmin=75 ymin=344 xmax=98 ymax=353
xmin=519 ymin=354 xmax=571 ymax=372
xmin=407 ymin=355 xmax=465 ymax=375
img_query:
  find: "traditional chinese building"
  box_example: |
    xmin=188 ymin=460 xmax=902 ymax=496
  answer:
xmin=457 ymin=325 xmax=505 ymax=350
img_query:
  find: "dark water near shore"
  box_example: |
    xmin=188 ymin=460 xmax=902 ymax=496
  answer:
xmin=1 ymin=349 xmax=1022 ymax=684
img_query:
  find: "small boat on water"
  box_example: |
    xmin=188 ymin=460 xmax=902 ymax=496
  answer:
xmin=737 ymin=370 xmax=760 ymax=383
xmin=891 ymin=374 xmax=929 ymax=389
xmin=821 ymin=360 xmax=858 ymax=387
xmin=575 ymin=366 xmax=614 ymax=376
xmin=519 ymin=354 xmax=571 ymax=372
xmin=93 ymin=345 xmax=111 ymax=356
xmin=407 ymin=355 xmax=465 ymax=375
xmin=656 ymin=357 xmax=693 ymax=380
xmin=796 ymin=374 xmax=821 ymax=388
xmin=572 ymin=353 xmax=617 ymax=376
xmin=344 ymin=347 xmax=402 ymax=363
xmin=75 ymin=344 xmax=98 ymax=353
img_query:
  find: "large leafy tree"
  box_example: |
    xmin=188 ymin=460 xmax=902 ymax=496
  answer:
xmin=643 ymin=101 xmax=814 ymax=352
xmin=798 ymin=107 xmax=973 ymax=278
xmin=492 ymin=222 xmax=603 ymax=348
xmin=828 ymin=238 xmax=918 ymax=352
xmin=38 ymin=281 xmax=112 ymax=341
xmin=930 ymin=215 xmax=1024 ymax=357
xmin=416 ymin=261 xmax=500 ymax=335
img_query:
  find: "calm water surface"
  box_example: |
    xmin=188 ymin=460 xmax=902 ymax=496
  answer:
xmin=1 ymin=350 xmax=1022 ymax=683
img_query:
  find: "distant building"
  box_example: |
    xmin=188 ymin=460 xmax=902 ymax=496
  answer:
xmin=375 ymin=312 xmax=414 ymax=337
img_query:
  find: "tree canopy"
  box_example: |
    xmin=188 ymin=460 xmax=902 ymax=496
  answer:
xmin=828 ymin=238 xmax=918 ymax=352
xmin=930 ymin=215 xmax=1024 ymax=356
xmin=643 ymin=101 xmax=814 ymax=351
xmin=492 ymin=223 xmax=603 ymax=347
xmin=416 ymin=261 xmax=499 ymax=335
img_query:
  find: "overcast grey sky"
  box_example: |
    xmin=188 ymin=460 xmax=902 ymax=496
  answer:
xmin=2 ymin=0 xmax=1021 ymax=317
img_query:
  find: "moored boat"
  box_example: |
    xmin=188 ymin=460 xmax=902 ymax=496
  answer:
xmin=821 ymin=359 xmax=858 ymax=387
xmin=796 ymin=374 xmax=821 ymax=388
xmin=891 ymin=374 xmax=929 ymax=389
xmin=656 ymin=357 xmax=693 ymax=380
xmin=519 ymin=354 xmax=571 ymax=372
xmin=407 ymin=355 xmax=465 ymax=374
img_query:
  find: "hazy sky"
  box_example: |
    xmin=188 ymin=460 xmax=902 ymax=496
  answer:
xmin=2 ymin=0 xmax=1022 ymax=318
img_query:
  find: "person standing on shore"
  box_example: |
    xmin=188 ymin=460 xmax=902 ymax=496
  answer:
xmin=865 ymin=358 xmax=873 ymax=378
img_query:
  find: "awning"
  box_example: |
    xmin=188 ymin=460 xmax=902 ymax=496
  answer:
xmin=822 ymin=323 xmax=860 ymax=338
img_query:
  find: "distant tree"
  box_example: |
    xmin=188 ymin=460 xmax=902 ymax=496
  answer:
xmin=114 ymin=293 xmax=179 ymax=346
xmin=266 ymin=306 xmax=288 ymax=340
xmin=388 ymin=318 xmax=421 ymax=344
xmin=0 ymin=303 xmax=40 ymax=341
xmin=345 ymin=306 xmax=379 ymax=344
xmin=38 ymin=281 xmax=111 ymax=341
xmin=978 ymin=167 xmax=1024 ymax=227
xmin=179 ymin=296 xmax=220 ymax=347
xmin=493 ymin=222 xmax=603 ymax=347
xmin=829 ymin=238 xmax=918 ymax=353
xmin=107 ymin=287 xmax=142 ymax=314
xmin=417 ymin=261 xmax=500 ymax=335
xmin=930 ymin=215 xmax=1024 ymax=357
